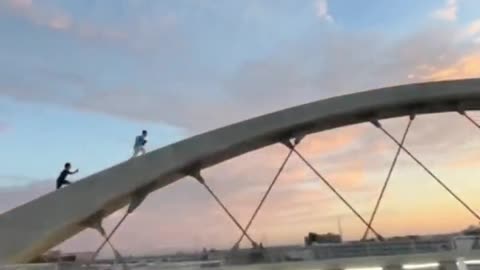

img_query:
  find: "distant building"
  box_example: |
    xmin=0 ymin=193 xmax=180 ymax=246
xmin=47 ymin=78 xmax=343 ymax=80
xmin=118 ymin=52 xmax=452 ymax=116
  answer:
xmin=462 ymin=225 xmax=480 ymax=236
xmin=305 ymin=232 xmax=342 ymax=246
xmin=33 ymin=250 xmax=94 ymax=263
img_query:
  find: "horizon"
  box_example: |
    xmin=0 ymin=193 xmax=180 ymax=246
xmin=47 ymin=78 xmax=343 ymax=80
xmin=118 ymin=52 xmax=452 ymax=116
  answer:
xmin=1 ymin=0 xmax=480 ymax=259
xmin=52 ymin=223 xmax=480 ymax=258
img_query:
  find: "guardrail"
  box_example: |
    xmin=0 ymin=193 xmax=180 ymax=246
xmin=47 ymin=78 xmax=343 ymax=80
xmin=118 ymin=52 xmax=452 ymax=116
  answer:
xmin=311 ymin=239 xmax=456 ymax=260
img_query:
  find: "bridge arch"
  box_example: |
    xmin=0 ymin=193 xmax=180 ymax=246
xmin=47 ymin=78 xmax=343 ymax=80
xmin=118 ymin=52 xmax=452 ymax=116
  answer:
xmin=1 ymin=78 xmax=480 ymax=264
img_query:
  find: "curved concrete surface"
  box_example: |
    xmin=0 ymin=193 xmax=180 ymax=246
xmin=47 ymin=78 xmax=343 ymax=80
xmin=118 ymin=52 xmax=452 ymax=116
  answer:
xmin=1 ymin=78 xmax=480 ymax=264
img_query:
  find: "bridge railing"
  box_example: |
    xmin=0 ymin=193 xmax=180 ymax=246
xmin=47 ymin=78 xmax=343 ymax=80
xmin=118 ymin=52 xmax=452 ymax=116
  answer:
xmin=310 ymin=238 xmax=459 ymax=260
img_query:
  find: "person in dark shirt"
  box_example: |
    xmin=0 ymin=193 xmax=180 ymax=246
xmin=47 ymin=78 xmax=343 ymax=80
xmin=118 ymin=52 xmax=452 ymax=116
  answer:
xmin=56 ymin=162 xmax=79 ymax=189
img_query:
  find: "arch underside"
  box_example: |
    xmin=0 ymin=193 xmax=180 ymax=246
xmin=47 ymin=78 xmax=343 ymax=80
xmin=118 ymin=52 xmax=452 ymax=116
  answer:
xmin=1 ymin=78 xmax=480 ymax=264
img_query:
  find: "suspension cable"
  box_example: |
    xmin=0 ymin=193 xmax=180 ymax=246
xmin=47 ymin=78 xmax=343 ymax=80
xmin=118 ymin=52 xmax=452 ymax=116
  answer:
xmin=362 ymin=117 xmax=413 ymax=240
xmin=372 ymin=120 xmax=480 ymax=221
xmin=289 ymin=146 xmax=384 ymax=240
xmin=459 ymin=111 xmax=480 ymax=129
xmin=192 ymin=174 xmax=258 ymax=246
xmin=84 ymin=190 xmax=149 ymax=268
xmin=233 ymin=146 xmax=295 ymax=248
xmin=106 ymin=239 xmax=129 ymax=270
xmin=88 ymin=211 xmax=129 ymax=264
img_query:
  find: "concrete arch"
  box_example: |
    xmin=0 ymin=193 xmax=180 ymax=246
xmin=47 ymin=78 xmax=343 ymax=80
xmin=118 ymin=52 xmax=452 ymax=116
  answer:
xmin=1 ymin=78 xmax=480 ymax=264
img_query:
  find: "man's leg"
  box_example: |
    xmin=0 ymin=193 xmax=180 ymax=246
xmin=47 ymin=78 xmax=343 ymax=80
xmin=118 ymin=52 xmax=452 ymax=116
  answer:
xmin=140 ymin=146 xmax=146 ymax=155
xmin=57 ymin=180 xmax=70 ymax=189
xmin=131 ymin=147 xmax=140 ymax=158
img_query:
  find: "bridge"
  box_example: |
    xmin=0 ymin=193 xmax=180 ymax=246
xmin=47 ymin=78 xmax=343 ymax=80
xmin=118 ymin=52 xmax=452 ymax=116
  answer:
xmin=1 ymin=78 xmax=480 ymax=268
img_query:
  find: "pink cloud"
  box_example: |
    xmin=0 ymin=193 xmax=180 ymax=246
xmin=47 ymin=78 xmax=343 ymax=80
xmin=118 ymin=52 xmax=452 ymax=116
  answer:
xmin=50 ymin=141 xmax=374 ymax=255
xmin=445 ymin=144 xmax=480 ymax=169
xmin=4 ymin=0 xmax=71 ymax=31
xmin=47 ymin=13 xmax=72 ymax=31
xmin=296 ymin=126 xmax=365 ymax=157
xmin=8 ymin=0 xmax=32 ymax=10
xmin=1 ymin=115 xmax=476 ymax=256
xmin=432 ymin=0 xmax=458 ymax=22
xmin=0 ymin=122 xmax=10 ymax=133
xmin=1 ymin=135 xmax=478 ymax=257
xmin=2 ymin=0 xmax=127 ymax=42
xmin=425 ymin=53 xmax=480 ymax=81
xmin=314 ymin=0 xmax=334 ymax=22
xmin=0 ymin=180 xmax=52 ymax=213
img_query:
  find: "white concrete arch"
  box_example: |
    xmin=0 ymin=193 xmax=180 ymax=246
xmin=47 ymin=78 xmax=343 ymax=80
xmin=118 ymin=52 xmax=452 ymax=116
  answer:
xmin=1 ymin=78 xmax=480 ymax=264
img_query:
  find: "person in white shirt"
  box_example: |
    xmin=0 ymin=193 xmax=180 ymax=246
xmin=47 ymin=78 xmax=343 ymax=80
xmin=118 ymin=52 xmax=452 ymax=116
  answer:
xmin=132 ymin=130 xmax=148 ymax=158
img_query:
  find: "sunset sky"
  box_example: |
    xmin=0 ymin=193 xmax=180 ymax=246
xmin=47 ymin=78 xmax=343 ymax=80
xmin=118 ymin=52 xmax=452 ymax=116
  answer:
xmin=1 ymin=0 xmax=480 ymax=258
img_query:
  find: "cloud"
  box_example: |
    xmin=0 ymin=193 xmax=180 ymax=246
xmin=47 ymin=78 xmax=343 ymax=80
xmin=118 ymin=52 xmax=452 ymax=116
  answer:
xmin=1 ymin=24 xmax=479 ymax=136
xmin=432 ymin=0 xmax=458 ymax=22
xmin=1 ymin=0 xmax=183 ymax=53
xmin=3 ymin=0 xmax=71 ymax=31
xmin=7 ymin=0 xmax=32 ymax=10
xmin=2 ymin=3 xmax=480 ymax=255
xmin=296 ymin=126 xmax=365 ymax=157
xmin=0 ymin=134 xmax=379 ymax=255
xmin=0 ymin=0 xmax=127 ymax=42
xmin=54 ymin=138 xmax=479 ymax=256
xmin=424 ymin=53 xmax=480 ymax=81
xmin=462 ymin=19 xmax=480 ymax=44
xmin=445 ymin=139 xmax=480 ymax=169
xmin=0 ymin=180 xmax=52 ymax=213
xmin=1 ymin=2 xmax=478 ymax=134
xmin=314 ymin=0 xmax=333 ymax=22
xmin=466 ymin=20 xmax=480 ymax=37
xmin=56 ymin=172 xmax=377 ymax=256
xmin=1 ymin=114 xmax=478 ymax=255
xmin=0 ymin=122 xmax=10 ymax=134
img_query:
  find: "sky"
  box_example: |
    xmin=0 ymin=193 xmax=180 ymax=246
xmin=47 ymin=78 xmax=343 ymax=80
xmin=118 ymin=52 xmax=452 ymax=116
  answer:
xmin=1 ymin=0 xmax=480 ymax=258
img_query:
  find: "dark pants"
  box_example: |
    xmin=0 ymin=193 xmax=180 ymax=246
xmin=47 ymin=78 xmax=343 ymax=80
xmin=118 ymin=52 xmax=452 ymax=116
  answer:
xmin=56 ymin=179 xmax=71 ymax=190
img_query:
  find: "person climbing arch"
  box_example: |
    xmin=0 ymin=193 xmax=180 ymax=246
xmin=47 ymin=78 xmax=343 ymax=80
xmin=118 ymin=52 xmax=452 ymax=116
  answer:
xmin=56 ymin=162 xmax=79 ymax=189
xmin=132 ymin=130 xmax=148 ymax=158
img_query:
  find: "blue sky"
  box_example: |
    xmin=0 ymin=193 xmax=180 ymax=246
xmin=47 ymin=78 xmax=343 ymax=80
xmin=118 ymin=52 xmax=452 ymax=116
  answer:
xmin=0 ymin=97 xmax=183 ymax=186
xmin=1 ymin=0 xmax=480 ymax=255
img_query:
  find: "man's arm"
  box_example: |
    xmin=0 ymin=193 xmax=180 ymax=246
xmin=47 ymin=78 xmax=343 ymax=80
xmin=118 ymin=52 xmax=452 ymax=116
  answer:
xmin=68 ymin=169 xmax=79 ymax=175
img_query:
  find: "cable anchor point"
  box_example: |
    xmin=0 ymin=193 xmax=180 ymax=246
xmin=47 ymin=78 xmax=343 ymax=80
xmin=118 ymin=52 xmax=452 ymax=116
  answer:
xmin=294 ymin=135 xmax=305 ymax=145
xmin=128 ymin=189 xmax=150 ymax=214
xmin=457 ymin=103 xmax=466 ymax=115
xmin=371 ymin=119 xmax=382 ymax=128
xmin=282 ymin=135 xmax=304 ymax=150
xmin=189 ymin=169 xmax=205 ymax=184
xmin=81 ymin=212 xmax=107 ymax=236
xmin=281 ymin=139 xmax=294 ymax=149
